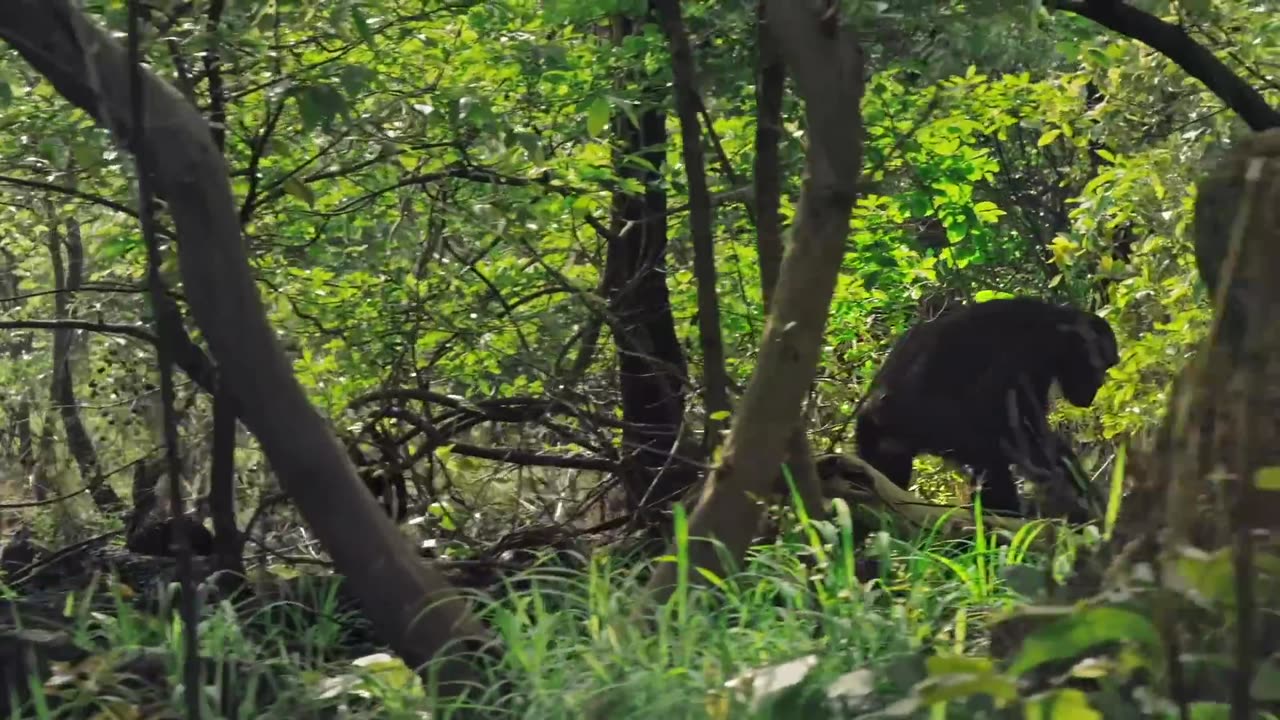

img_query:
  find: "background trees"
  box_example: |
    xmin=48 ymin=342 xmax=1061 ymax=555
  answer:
xmin=0 ymin=0 xmax=1256 ymax=538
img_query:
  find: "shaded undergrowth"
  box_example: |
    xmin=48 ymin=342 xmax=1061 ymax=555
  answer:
xmin=1 ymin=502 xmax=1100 ymax=719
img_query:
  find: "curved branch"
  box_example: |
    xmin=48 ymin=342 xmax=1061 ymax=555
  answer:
xmin=348 ymin=388 xmax=632 ymax=430
xmin=350 ymin=392 xmax=618 ymax=461
xmin=443 ymin=442 xmax=617 ymax=473
xmin=369 ymin=406 xmax=618 ymax=474
xmin=1052 ymin=0 xmax=1280 ymax=130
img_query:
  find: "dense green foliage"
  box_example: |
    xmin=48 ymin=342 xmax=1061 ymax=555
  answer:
xmin=1 ymin=0 xmax=1279 ymax=717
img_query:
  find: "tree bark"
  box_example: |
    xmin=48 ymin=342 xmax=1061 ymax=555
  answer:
xmin=1105 ymin=128 xmax=1280 ymax=720
xmin=208 ymin=380 xmax=241 ymax=574
xmin=753 ymin=0 xmax=827 ymax=523
xmin=0 ymin=2 xmax=495 ymax=694
xmin=47 ymin=204 xmax=123 ymax=513
xmin=653 ymin=0 xmax=731 ymax=459
xmin=605 ymin=8 xmax=698 ymax=517
xmin=753 ymin=6 xmax=786 ymax=306
xmin=1177 ymin=128 xmax=1280 ymax=539
xmin=0 ymin=252 xmax=40 ymax=500
xmin=646 ymin=1 xmax=865 ymax=600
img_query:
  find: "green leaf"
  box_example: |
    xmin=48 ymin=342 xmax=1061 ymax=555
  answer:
xmin=1252 ymin=656 xmax=1280 ymax=702
xmin=1104 ymin=444 xmax=1126 ymax=540
xmin=99 ymin=234 xmax=139 ymax=260
xmin=71 ymin=141 xmax=100 ymax=169
xmin=350 ymin=652 xmax=420 ymax=695
xmin=427 ymin=501 xmax=457 ymax=531
xmin=293 ymin=84 xmax=349 ymax=130
xmin=1084 ymin=46 xmax=1112 ymax=68
xmin=975 ymin=290 xmax=1016 ymax=302
xmin=1177 ymin=0 xmax=1212 ymax=15
xmin=338 ymin=65 xmax=377 ymax=96
xmin=1166 ymin=545 xmax=1238 ymax=606
xmin=925 ymin=655 xmax=994 ymax=676
xmin=1037 ymin=128 xmax=1061 ymax=147
xmin=972 ymin=201 xmax=1005 ymax=222
xmin=1187 ymin=703 xmax=1230 ymax=720
xmin=1025 ymin=688 xmax=1101 ymax=720
xmin=1255 ymin=466 xmax=1280 ymax=490
xmin=587 ymin=96 xmax=611 ymax=137
xmin=916 ymin=670 xmax=1017 ymax=706
xmin=282 ymin=177 xmax=316 ymax=207
xmin=945 ymin=220 xmax=970 ymax=242
xmin=350 ymin=7 xmax=376 ymax=48
xmin=1009 ymin=606 xmax=1162 ymax=676
xmin=1054 ymin=41 xmax=1081 ymax=62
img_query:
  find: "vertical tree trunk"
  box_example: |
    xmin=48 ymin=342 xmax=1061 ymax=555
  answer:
xmin=209 ymin=382 xmax=241 ymax=572
xmin=15 ymin=398 xmax=36 ymax=500
xmin=605 ymin=7 xmax=698 ymax=518
xmin=653 ymin=0 xmax=731 ymax=458
xmin=753 ymin=4 xmax=786 ymax=304
xmin=1107 ymin=128 xmax=1280 ymax=720
xmin=47 ymin=207 xmax=123 ymax=513
xmin=0 ymin=251 xmax=40 ymax=500
xmin=201 ymin=17 xmax=243 ymax=576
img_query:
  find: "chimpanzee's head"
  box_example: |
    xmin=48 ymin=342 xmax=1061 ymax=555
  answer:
xmin=1054 ymin=311 xmax=1119 ymax=408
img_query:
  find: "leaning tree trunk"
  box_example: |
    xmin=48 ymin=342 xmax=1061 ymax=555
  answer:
xmin=0 ymin=1 xmax=494 ymax=696
xmin=751 ymin=0 xmax=827 ymax=523
xmin=645 ymin=1 xmax=865 ymax=601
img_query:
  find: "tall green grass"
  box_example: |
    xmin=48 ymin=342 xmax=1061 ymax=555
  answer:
xmin=4 ymin=507 xmax=1074 ymax=719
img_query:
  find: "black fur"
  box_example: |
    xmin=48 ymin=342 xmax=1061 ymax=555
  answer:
xmin=854 ymin=297 xmax=1118 ymax=520
xmin=126 ymin=515 xmax=215 ymax=558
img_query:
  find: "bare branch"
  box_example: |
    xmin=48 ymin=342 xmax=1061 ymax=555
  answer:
xmin=0 ymin=318 xmax=156 ymax=342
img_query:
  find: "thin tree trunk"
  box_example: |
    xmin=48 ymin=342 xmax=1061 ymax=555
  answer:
xmin=0 ymin=252 xmax=40 ymax=499
xmin=209 ymin=380 xmax=241 ymax=573
xmin=654 ymin=0 xmax=731 ymax=458
xmin=47 ymin=204 xmax=122 ymax=513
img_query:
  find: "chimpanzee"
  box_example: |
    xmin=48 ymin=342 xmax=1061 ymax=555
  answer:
xmin=853 ymin=297 xmax=1118 ymax=521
